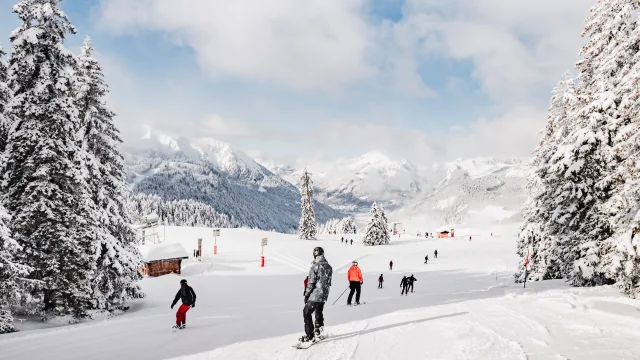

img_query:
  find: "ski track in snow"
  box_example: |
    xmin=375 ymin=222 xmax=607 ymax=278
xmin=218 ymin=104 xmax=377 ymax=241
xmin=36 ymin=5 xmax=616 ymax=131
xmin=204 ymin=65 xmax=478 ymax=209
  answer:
xmin=3 ymin=225 xmax=640 ymax=360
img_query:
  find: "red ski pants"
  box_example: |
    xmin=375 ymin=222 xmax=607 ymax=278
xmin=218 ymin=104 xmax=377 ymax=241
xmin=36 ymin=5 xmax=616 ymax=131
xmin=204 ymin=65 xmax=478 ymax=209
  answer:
xmin=176 ymin=304 xmax=191 ymax=326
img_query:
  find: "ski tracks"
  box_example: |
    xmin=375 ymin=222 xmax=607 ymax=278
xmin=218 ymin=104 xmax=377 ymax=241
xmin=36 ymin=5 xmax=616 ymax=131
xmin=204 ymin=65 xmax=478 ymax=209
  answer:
xmin=269 ymin=251 xmax=312 ymax=272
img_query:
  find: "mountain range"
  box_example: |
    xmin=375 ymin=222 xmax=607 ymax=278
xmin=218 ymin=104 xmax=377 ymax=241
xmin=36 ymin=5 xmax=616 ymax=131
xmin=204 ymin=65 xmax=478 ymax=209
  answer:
xmin=123 ymin=128 xmax=344 ymax=233
xmin=123 ymin=128 xmax=530 ymax=231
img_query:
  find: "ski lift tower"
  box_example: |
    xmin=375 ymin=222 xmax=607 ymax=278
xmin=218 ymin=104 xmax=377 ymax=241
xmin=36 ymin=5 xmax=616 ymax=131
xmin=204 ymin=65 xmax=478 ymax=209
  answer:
xmin=138 ymin=213 xmax=161 ymax=245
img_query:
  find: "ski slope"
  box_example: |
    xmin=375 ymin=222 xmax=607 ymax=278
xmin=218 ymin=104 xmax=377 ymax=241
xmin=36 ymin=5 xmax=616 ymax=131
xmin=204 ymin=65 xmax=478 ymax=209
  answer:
xmin=1 ymin=225 xmax=640 ymax=360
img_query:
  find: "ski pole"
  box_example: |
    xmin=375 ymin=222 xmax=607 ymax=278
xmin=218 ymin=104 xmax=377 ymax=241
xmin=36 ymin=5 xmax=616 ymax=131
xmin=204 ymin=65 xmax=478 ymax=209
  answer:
xmin=332 ymin=286 xmax=350 ymax=306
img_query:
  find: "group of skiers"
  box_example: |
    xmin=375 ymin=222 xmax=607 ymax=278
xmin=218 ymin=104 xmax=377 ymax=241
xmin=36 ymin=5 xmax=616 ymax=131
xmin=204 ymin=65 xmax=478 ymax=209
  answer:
xmin=168 ymin=246 xmax=441 ymax=345
xmin=400 ymin=275 xmax=417 ymax=295
xmin=341 ymin=237 xmax=354 ymax=245
xmin=424 ymin=249 xmax=438 ymax=264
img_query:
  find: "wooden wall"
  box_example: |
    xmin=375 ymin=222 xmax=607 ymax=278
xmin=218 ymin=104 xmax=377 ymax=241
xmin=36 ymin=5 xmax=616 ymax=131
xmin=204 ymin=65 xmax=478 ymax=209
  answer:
xmin=146 ymin=259 xmax=182 ymax=277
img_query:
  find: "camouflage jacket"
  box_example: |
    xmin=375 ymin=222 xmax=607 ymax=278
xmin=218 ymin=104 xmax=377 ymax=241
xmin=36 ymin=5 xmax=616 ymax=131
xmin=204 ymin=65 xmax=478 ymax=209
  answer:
xmin=305 ymin=255 xmax=333 ymax=302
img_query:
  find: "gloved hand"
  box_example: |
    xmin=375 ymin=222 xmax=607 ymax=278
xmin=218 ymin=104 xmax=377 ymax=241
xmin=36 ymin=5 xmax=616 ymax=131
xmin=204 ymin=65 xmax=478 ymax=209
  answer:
xmin=191 ymin=303 xmax=195 ymax=308
xmin=171 ymin=304 xmax=174 ymax=309
xmin=360 ymin=281 xmax=363 ymax=285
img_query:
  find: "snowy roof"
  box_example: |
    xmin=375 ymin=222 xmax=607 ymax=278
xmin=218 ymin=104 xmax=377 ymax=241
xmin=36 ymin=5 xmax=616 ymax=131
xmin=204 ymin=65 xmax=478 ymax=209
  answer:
xmin=139 ymin=243 xmax=189 ymax=263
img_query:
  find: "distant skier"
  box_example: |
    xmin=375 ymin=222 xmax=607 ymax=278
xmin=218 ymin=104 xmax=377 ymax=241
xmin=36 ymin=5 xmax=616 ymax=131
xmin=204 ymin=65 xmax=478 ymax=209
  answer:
xmin=400 ymin=276 xmax=409 ymax=295
xmin=347 ymin=261 xmax=363 ymax=305
xmin=341 ymin=237 xmax=344 ymax=243
xmin=469 ymin=236 xmax=472 ymax=241
xmin=434 ymin=249 xmax=438 ymax=259
xmin=424 ymin=255 xmax=429 ymax=264
xmin=389 ymin=260 xmax=393 ymax=270
xmin=300 ymin=247 xmax=333 ymax=345
xmin=350 ymin=239 xmax=353 ymax=245
xmin=304 ymin=276 xmax=309 ymax=296
xmin=408 ymin=274 xmax=417 ymax=293
xmin=378 ymin=274 xmax=384 ymax=289
xmin=171 ymin=279 xmax=197 ymax=329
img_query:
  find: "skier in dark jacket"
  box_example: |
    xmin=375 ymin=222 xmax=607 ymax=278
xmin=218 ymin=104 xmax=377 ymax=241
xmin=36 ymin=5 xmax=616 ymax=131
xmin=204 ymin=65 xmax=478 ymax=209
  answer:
xmin=378 ymin=274 xmax=384 ymax=289
xmin=171 ymin=279 xmax=197 ymax=329
xmin=350 ymin=239 xmax=353 ymax=245
xmin=389 ymin=260 xmax=393 ymax=270
xmin=408 ymin=274 xmax=417 ymax=293
xmin=400 ymin=276 xmax=409 ymax=295
xmin=434 ymin=249 xmax=438 ymax=259
xmin=300 ymin=247 xmax=333 ymax=345
xmin=424 ymin=255 xmax=429 ymax=264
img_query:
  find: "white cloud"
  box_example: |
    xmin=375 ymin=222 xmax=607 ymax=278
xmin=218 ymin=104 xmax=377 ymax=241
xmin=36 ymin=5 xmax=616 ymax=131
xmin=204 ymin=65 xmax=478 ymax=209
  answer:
xmin=98 ymin=0 xmax=376 ymax=93
xmin=94 ymin=0 xmax=594 ymax=165
xmin=389 ymin=0 xmax=594 ymax=103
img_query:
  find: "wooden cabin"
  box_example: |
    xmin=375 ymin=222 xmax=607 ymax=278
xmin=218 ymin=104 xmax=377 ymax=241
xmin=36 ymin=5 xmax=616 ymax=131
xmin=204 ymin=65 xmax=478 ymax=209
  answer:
xmin=139 ymin=243 xmax=189 ymax=277
xmin=437 ymin=230 xmax=450 ymax=238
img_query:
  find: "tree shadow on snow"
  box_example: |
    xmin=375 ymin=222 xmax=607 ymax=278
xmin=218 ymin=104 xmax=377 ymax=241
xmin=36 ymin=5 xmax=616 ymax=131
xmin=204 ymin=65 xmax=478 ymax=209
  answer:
xmin=324 ymin=312 xmax=469 ymax=343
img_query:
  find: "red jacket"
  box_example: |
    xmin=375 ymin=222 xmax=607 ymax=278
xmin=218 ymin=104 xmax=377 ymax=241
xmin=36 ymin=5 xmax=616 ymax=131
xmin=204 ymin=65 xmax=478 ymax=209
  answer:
xmin=304 ymin=277 xmax=308 ymax=288
xmin=348 ymin=266 xmax=363 ymax=282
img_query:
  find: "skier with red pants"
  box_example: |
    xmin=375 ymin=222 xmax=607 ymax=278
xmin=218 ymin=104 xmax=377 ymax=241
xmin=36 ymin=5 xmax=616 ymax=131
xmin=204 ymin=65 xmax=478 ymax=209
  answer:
xmin=171 ymin=279 xmax=197 ymax=329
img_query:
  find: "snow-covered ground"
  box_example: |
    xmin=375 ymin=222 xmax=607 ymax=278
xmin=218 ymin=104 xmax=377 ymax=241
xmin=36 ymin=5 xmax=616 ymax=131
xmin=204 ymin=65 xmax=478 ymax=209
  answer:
xmin=1 ymin=225 xmax=640 ymax=360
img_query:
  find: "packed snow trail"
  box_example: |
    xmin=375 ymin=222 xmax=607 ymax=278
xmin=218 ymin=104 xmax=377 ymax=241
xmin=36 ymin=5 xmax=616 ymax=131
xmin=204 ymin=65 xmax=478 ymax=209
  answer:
xmin=3 ymin=226 xmax=639 ymax=359
xmin=168 ymin=286 xmax=640 ymax=360
xmin=0 ymin=269 xmax=515 ymax=360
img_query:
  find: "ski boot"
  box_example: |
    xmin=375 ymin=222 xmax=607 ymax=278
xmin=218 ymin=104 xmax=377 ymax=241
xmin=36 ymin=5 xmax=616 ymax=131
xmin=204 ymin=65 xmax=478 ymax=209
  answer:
xmin=314 ymin=326 xmax=326 ymax=338
xmin=298 ymin=335 xmax=314 ymax=344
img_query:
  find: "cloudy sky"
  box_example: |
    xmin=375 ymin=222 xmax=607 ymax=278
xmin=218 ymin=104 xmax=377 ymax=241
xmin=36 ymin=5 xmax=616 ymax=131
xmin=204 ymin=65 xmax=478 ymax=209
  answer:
xmin=0 ymin=0 xmax=594 ymax=166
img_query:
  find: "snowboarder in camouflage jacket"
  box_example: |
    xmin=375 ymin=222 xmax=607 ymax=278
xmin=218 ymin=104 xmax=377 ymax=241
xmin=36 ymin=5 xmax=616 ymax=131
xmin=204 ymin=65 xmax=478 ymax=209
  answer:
xmin=300 ymin=247 xmax=333 ymax=344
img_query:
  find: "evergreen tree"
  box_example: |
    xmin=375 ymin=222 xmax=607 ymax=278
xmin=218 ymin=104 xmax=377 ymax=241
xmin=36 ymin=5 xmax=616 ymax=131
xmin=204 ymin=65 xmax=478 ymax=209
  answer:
xmin=363 ymin=202 xmax=389 ymax=246
xmin=593 ymin=0 xmax=640 ymax=296
xmin=379 ymin=206 xmax=390 ymax=244
xmin=0 ymin=43 xmax=10 ymax=153
xmin=341 ymin=216 xmax=357 ymax=234
xmin=516 ymin=72 xmax=577 ymax=282
xmin=298 ymin=168 xmax=316 ymax=240
xmin=516 ymin=0 xmax=640 ymax=288
xmin=0 ymin=205 xmax=32 ymax=333
xmin=2 ymin=0 xmax=97 ymax=318
xmin=75 ymin=36 xmax=142 ymax=310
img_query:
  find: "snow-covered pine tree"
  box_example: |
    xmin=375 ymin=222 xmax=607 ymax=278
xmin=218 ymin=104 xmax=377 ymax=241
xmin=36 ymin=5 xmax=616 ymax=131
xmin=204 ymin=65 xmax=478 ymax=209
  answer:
xmin=562 ymin=0 xmax=640 ymax=287
xmin=515 ymin=72 xmax=577 ymax=282
xmin=75 ymin=36 xmax=143 ymax=310
xmin=0 ymin=205 xmax=32 ymax=333
xmin=591 ymin=0 xmax=640 ymax=296
xmin=517 ymin=0 xmax=638 ymax=287
xmin=379 ymin=206 xmax=390 ymax=245
xmin=2 ymin=0 xmax=97 ymax=318
xmin=363 ymin=202 xmax=388 ymax=245
xmin=298 ymin=168 xmax=317 ymax=240
xmin=341 ymin=216 xmax=356 ymax=234
xmin=0 ymin=43 xmax=10 ymax=153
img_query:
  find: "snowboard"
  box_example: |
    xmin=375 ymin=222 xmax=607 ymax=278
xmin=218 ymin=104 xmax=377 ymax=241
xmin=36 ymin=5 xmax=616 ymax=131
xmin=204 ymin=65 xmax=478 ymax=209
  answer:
xmin=292 ymin=335 xmax=327 ymax=349
xmin=172 ymin=326 xmax=186 ymax=333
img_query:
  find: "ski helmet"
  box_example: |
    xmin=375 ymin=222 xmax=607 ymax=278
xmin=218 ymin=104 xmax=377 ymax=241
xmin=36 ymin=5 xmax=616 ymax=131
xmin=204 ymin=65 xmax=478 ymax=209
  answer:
xmin=313 ymin=247 xmax=324 ymax=257
xmin=180 ymin=279 xmax=187 ymax=285
xmin=352 ymin=261 xmax=358 ymax=266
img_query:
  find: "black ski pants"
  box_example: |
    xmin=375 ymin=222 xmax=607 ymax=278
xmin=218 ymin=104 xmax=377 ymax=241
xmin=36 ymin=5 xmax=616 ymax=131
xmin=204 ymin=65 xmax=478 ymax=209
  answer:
xmin=401 ymin=284 xmax=409 ymax=295
xmin=378 ymin=281 xmax=383 ymax=289
xmin=347 ymin=281 xmax=361 ymax=304
xmin=409 ymin=282 xmax=414 ymax=292
xmin=303 ymin=301 xmax=325 ymax=338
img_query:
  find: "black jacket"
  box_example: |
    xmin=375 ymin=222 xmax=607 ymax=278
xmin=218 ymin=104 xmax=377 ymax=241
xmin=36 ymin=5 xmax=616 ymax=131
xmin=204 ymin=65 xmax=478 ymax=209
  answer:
xmin=400 ymin=277 xmax=408 ymax=286
xmin=172 ymin=284 xmax=197 ymax=307
xmin=408 ymin=276 xmax=417 ymax=284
